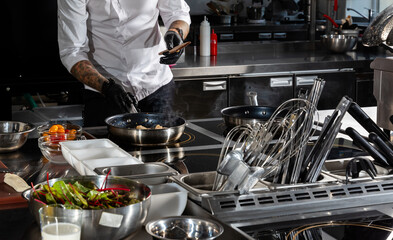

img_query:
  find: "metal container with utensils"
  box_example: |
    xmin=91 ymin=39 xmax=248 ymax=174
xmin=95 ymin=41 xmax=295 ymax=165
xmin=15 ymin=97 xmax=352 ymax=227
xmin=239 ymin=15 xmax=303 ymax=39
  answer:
xmin=105 ymin=113 xmax=186 ymax=146
xmin=0 ymin=121 xmax=35 ymax=153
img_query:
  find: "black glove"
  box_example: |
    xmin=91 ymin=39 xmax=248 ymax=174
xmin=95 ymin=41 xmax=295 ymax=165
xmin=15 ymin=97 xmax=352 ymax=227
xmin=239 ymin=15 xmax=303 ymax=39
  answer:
xmin=160 ymin=29 xmax=184 ymax=65
xmin=101 ymin=79 xmax=138 ymax=113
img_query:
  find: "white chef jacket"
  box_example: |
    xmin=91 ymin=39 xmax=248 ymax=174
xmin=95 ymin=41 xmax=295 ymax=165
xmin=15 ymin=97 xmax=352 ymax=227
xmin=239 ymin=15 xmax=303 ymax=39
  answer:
xmin=57 ymin=0 xmax=191 ymax=101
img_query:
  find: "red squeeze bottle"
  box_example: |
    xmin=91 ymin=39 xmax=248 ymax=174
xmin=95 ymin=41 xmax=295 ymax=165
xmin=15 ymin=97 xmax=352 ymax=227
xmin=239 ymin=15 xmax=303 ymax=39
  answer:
xmin=210 ymin=29 xmax=217 ymax=56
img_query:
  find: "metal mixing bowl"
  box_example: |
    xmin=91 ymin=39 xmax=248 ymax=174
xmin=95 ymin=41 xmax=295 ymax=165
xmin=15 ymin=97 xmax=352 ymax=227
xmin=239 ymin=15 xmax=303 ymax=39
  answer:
xmin=0 ymin=121 xmax=35 ymax=153
xmin=145 ymin=216 xmax=224 ymax=240
xmin=22 ymin=176 xmax=151 ymax=240
xmin=321 ymin=34 xmax=357 ymax=53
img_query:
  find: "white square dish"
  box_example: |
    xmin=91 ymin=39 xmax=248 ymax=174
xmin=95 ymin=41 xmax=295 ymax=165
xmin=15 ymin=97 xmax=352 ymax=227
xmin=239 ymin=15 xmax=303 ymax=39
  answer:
xmin=68 ymin=147 xmax=129 ymax=161
xmin=60 ymin=138 xmax=118 ymax=151
xmin=145 ymin=183 xmax=188 ymax=223
xmin=81 ymin=157 xmax=142 ymax=173
xmin=60 ymin=138 xmax=142 ymax=175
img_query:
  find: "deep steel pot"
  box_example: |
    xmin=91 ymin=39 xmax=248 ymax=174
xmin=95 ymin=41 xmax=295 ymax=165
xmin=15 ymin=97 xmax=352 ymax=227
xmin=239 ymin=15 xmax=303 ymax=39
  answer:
xmin=22 ymin=175 xmax=151 ymax=240
xmin=105 ymin=113 xmax=186 ymax=146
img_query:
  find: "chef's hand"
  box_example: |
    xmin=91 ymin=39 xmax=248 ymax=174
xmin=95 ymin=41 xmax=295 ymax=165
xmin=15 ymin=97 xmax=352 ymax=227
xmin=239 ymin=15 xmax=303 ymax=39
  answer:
xmin=101 ymin=79 xmax=137 ymax=113
xmin=160 ymin=29 xmax=184 ymax=65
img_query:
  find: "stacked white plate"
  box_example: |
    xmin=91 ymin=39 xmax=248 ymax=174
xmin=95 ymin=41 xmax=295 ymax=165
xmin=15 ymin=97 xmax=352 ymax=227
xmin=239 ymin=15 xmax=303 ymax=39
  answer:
xmin=60 ymin=139 xmax=142 ymax=175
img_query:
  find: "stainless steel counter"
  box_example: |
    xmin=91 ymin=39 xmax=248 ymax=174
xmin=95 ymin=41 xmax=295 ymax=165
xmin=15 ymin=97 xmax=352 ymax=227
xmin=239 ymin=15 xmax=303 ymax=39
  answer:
xmin=171 ymin=41 xmax=392 ymax=78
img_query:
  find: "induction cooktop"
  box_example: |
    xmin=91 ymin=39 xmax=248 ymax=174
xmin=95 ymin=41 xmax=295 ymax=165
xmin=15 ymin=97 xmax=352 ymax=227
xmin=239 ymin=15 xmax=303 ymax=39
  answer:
xmin=237 ymin=207 xmax=393 ymax=240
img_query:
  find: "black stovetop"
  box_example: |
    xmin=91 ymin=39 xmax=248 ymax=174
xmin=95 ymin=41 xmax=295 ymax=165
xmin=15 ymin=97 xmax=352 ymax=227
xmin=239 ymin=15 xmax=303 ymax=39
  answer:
xmin=239 ymin=208 xmax=393 ymax=240
xmin=84 ymin=119 xmax=366 ymax=176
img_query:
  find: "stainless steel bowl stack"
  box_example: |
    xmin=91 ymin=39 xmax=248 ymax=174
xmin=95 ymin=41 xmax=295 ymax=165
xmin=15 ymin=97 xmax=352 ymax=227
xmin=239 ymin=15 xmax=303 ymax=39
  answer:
xmin=23 ymin=176 xmax=151 ymax=240
xmin=0 ymin=121 xmax=35 ymax=153
xmin=145 ymin=216 xmax=224 ymax=240
xmin=321 ymin=34 xmax=357 ymax=53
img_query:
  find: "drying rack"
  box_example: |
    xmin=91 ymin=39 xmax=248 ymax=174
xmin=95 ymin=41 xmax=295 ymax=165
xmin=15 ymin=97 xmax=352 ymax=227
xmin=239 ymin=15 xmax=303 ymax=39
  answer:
xmin=171 ymin=169 xmax=393 ymax=228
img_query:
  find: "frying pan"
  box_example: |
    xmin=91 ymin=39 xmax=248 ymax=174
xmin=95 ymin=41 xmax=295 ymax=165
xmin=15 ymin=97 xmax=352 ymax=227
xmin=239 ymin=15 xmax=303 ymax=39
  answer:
xmin=105 ymin=113 xmax=186 ymax=146
xmin=221 ymin=105 xmax=276 ymax=129
xmin=362 ymin=3 xmax=393 ymax=51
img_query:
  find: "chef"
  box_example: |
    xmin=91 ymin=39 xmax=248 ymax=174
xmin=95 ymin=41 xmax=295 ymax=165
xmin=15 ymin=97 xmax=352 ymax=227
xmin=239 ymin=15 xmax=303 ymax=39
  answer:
xmin=57 ymin=0 xmax=191 ymax=126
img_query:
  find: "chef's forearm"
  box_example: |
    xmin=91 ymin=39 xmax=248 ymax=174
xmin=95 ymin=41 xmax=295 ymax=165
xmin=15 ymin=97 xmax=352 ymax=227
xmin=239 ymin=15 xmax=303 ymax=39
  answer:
xmin=168 ymin=20 xmax=189 ymax=39
xmin=70 ymin=60 xmax=108 ymax=92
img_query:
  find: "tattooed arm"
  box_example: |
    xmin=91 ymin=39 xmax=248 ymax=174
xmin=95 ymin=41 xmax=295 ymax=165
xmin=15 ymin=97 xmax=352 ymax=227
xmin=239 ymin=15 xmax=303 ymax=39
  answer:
xmin=70 ymin=60 xmax=108 ymax=92
xmin=167 ymin=20 xmax=189 ymax=39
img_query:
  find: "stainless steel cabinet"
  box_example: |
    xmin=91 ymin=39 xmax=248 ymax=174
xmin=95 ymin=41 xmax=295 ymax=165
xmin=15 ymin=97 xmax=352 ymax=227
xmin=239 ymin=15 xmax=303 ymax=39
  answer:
xmin=229 ymin=69 xmax=357 ymax=110
xmin=173 ymin=69 xmax=358 ymax=120
xmin=355 ymin=71 xmax=376 ymax=107
xmin=174 ymin=76 xmax=228 ymax=119
xmin=229 ymin=73 xmax=294 ymax=107
xmin=294 ymin=69 xmax=357 ymax=109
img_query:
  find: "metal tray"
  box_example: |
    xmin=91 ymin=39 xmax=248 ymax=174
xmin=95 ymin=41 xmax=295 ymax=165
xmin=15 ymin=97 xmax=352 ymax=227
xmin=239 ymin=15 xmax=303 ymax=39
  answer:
xmin=322 ymin=157 xmax=393 ymax=183
xmin=173 ymin=170 xmax=393 ymax=227
xmin=171 ymin=171 xmax=244 ymax=202
xmin=171 ymin=171 xmax=338 ymax=202
xmin=94 ymin=162 xmax=178 ymax=185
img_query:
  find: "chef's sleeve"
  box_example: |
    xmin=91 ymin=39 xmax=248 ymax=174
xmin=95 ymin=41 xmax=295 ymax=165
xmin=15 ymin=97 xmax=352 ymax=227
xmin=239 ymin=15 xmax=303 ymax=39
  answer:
xmin=158 ymin=0 xmax=191 ymax=29
xmin=57 ymin=0 xmax=90 ymax=72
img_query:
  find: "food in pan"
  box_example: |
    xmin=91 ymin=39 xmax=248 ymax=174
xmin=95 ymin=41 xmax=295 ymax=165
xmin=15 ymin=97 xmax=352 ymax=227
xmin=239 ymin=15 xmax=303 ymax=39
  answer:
xmin=135 ymin=124 xmax=166 ymax=130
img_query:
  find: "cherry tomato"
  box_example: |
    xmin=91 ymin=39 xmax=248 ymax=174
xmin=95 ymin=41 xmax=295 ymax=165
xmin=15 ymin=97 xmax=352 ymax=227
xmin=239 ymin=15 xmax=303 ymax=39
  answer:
xmin=49 ymin=125 xmax=58 ymax=133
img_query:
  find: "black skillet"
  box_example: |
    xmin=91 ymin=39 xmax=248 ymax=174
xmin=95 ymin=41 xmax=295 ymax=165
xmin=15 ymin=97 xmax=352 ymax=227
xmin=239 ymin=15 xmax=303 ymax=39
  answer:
xmin=221 ymin=105 xmax=276 ymax=129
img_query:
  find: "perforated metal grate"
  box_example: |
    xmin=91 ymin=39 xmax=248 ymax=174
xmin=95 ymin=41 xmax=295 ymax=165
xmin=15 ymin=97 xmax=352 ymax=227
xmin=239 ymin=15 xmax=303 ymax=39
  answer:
xmin=200 ymin=178 xmax=393 ymax=225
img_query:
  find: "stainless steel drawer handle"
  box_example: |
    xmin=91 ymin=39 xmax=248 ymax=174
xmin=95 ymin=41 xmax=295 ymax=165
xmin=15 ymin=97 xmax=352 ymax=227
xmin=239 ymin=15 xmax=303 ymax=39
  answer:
xmin=274 ymin=32 xmax=287 ymax=39
xmin=203 ymin=81 xmax=227 ymax=91
xmin=297 ymin=76 xmax=318 ymax=86
xmin=258 ymin=33 xmax=272 ymax=39
xmin=220 ymin=34 xmax=234 ymax=40
xmin=270 ymin=77 xmax=292 ymax=87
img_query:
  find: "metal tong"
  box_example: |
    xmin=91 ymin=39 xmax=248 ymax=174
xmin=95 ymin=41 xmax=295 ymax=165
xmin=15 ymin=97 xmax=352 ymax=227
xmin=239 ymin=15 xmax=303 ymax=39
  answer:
xmin=301 ymin=96 xmax=352 ymax=183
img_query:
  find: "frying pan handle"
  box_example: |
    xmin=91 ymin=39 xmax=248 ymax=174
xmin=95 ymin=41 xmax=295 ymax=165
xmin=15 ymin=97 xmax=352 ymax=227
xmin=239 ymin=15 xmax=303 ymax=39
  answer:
xmin=345 ymin=127 xmax=390 ymax=167
xmin=246 ymin=92 xmax=258 ymax=106
xmin=368 ymin=132 xmax=393 ymax=167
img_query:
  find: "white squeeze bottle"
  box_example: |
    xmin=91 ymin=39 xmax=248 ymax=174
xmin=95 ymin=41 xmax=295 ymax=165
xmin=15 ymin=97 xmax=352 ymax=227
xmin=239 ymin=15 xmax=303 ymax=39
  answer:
xmin=200 ymin=16 xmax=211 ymax=56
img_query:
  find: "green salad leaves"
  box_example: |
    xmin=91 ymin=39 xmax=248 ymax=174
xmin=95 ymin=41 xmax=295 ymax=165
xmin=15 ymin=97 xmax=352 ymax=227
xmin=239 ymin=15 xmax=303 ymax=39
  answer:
xmin=32 ymin=180 xmax=140 ymax=209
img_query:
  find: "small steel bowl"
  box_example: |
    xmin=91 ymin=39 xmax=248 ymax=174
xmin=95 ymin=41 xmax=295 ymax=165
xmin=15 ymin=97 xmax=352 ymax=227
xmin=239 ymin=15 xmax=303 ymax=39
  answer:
xmin=0 ymin=121 xmax=35 ymax=153
xmin=321 ymin=34 xmax=357 ymax=53
xmin=145 ymin=216 xmax=224 ymax=240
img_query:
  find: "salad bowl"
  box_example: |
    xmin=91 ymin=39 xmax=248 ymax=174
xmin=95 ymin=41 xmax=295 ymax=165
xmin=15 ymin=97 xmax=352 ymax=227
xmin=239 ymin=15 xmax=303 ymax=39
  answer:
xmin=22 ymin=175 xmax=151 ymax=240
